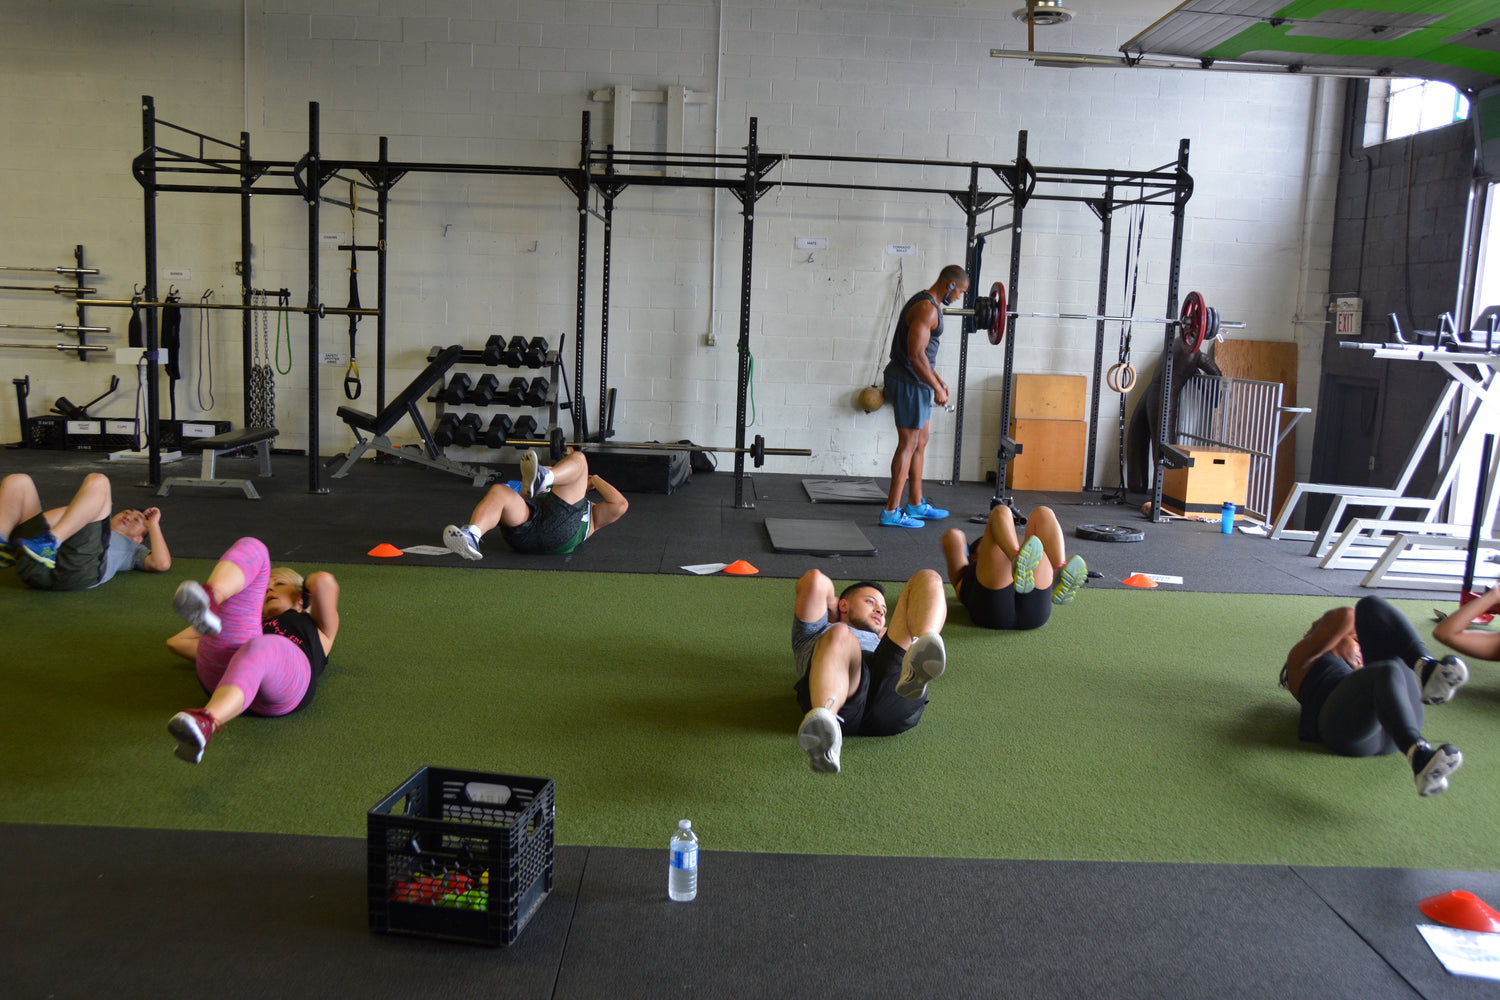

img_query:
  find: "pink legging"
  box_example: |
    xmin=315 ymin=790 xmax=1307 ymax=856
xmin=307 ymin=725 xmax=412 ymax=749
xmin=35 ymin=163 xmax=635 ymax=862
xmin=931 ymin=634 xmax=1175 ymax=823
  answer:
xmin=194 ymin=536 xmax=310 ymax=717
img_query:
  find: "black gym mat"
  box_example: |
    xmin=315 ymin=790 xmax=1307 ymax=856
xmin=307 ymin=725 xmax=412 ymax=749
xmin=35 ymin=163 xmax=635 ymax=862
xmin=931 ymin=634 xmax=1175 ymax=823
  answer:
xmin=764 ymin=516 xmax=877 ymax=556
xmin=801 ymin=477 xmax=888 ymax=503
xmin=11 ymin=822 xmax=1479 ymax=999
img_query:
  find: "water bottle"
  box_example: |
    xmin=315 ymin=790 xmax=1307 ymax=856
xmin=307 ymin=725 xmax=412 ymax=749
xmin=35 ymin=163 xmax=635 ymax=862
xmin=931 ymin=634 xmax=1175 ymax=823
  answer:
xmin=668 ymin=819 xmax=698 ymax=902
xmin=1221 ymin=501 xmax=1235 ymax=534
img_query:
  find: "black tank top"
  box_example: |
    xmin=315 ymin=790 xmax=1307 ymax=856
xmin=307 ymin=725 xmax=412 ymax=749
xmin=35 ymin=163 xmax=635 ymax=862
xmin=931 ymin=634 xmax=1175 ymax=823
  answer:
xmin=884 ymin=291 xmax=943 ymax=385
xmin=263 ymin=610 xmax=328 ymax=705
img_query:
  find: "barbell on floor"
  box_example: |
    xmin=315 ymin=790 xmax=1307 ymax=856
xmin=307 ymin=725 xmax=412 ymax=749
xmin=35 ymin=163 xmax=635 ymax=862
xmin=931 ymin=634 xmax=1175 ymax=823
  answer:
xmin=482 ymin=428 xmax=810 ymax=467
xmin=940 ymin=281 xmax=1240 ymax=351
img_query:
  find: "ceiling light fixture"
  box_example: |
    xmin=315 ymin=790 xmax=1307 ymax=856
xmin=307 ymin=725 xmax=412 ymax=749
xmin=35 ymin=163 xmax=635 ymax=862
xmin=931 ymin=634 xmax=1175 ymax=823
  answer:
xmin=1013 ymin=1 xmax=1074 ymax=27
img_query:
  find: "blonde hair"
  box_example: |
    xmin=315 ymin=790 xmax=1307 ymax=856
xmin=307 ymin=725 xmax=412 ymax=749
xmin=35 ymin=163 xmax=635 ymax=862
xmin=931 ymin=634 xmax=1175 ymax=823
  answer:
xmin=269 ymin=567 xmax=305 ymax=600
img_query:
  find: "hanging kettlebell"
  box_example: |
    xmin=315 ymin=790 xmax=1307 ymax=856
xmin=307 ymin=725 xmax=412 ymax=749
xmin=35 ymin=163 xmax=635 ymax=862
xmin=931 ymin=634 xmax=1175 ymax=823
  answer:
xmin=855 ymin=385 xmax=885 ymax=413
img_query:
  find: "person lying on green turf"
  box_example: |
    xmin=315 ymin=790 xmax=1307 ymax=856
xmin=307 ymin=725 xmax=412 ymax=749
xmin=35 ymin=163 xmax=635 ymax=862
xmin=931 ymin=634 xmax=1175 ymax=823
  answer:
xmin=1433 ymin=585 xmax=1500 ymax=662
xmin=1281 ymin=596 xmax=1468 ymax=797
xmin=939 ymin=503 xmax=1086 ymax=630
xmin=163 ymin=537 xmax=339 ymax=765
xmin=443 ymin=447 xmax=628 ymax=559
xmin=0 ymin=472 xmax=170 ymax=590
xmin=792 ymin=568 xmax=948 ymax=775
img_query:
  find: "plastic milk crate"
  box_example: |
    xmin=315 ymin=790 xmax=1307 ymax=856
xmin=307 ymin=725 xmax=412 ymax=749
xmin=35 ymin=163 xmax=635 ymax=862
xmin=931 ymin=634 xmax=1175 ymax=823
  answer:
xmin=367 ymin=766 xmax=555 ymax=946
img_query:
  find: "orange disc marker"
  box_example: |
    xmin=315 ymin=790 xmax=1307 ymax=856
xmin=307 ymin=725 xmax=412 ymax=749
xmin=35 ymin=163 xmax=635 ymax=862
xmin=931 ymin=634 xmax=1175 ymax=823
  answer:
xmin=1122 ymin=573 xmax=1158 ymax=588
xmin=367 ymin=543 xmax=404 ymax=558
xmin=723 ymin=560 xmax=759 ymax=575
xmin=1419 ymin=890 xmax=1500 ymax=933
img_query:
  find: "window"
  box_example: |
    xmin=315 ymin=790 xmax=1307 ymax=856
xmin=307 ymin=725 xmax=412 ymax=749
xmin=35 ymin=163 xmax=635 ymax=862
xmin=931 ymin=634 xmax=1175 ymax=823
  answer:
xmin=1366 ymin=78 xmax=1470 ymax=145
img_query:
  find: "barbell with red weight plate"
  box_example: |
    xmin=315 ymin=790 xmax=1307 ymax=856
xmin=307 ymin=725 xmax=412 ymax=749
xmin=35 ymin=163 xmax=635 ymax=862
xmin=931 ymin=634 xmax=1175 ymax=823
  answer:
xmin=941 ymin=282 xmax=1238 ymax=350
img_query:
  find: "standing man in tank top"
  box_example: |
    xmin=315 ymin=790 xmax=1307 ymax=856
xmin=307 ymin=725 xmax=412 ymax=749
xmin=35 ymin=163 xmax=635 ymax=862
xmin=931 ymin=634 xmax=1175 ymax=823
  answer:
xmin=880 ymin=264 xmax=968 ymax=528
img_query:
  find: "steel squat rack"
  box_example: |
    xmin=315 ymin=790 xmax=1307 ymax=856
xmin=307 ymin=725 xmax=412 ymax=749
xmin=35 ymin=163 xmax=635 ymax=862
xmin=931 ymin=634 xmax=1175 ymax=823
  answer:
xmin=127 ymin=96 xmax=1194 ymax=508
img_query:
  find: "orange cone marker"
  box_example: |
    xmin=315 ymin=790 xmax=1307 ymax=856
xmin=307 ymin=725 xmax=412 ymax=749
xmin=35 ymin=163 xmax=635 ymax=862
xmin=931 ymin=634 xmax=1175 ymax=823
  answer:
xmin=367 ymin=543 xmax=404 ymax=558
xmin=1122 ymin=573 xmax=1158 ymax=588
xmin=1420 ymin=890 xmax=1500 ymax=933
xmin=723 ymin=559 xmax=759 ymax=575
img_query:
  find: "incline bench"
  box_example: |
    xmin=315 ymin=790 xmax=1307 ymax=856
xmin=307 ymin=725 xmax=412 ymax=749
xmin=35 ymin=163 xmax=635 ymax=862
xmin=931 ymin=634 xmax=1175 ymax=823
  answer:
xmin=157 ymin=426 xmax=278 ymax=500
xmin=330 ymin=345 xmax=493 ymax=486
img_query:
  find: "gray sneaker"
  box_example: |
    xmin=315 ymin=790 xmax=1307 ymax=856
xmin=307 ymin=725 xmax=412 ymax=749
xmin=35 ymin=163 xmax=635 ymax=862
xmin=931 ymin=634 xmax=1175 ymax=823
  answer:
xmin=896 ymin=631 xmax=946 ymax=700
xmin=172 ymin=581 xmax=222 ymax=636
xmin=520 ymin=449 xmax=542 ymax=499
xmin=443 ymin=524 xmax=483 ymax=561
xmin=797 ymin=707 xmax=842 ymax=774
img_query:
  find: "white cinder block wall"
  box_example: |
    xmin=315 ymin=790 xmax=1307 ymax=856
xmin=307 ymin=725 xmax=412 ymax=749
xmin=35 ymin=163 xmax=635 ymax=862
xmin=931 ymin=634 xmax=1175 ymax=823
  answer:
xmin=0 ymin=0 xmax=1335 ymax=487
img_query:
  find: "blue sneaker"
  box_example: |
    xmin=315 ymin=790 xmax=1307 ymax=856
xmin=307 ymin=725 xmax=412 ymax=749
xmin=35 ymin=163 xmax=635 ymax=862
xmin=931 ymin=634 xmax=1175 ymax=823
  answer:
xmin=18 ymin=532 xmax=59 ymax=569
xmin=1053 ymin=555 xmax=1088 ymax=605
xmin=1012 ymin=535 xmax=1043 ymax=593
xmin=879 ymin=508 xmax=924 ymax=528
xmin=903 ymin=499 xmax=949 ymax=520
xmin=0 ymin=535 xmax=14 ymax=570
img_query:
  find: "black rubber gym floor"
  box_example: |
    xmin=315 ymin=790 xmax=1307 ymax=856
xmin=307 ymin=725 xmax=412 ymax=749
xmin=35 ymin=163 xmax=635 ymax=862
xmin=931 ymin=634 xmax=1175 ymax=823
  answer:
xmin=0 ymin=445 xmax=1439 ymax=599
xmin=4 ymin=445 xmax=1484 ymax=997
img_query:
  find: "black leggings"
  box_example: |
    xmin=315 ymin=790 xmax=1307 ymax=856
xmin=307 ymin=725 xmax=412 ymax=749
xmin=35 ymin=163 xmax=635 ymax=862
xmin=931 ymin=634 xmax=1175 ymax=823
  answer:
xmin=1318 ymin=597 xmax=1427 ymax=758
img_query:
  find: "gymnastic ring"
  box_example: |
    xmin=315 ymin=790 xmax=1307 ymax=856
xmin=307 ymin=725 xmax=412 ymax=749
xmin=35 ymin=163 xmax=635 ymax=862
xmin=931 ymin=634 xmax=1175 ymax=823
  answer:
xmin=1106 ymin=363 xmax=1136 ymax=394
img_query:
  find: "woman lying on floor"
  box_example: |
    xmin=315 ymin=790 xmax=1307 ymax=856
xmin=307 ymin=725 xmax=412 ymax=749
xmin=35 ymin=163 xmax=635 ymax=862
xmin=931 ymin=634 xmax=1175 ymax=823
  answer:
xmin=1280 ymin=596 xmax=1467 ymax=797
xmin=163 ymin=536 xmax=339 ymax=764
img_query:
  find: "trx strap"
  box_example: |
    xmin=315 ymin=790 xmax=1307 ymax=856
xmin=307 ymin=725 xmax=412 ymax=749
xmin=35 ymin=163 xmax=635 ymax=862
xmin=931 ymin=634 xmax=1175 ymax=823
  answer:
xmin=344 ymin=180 xmax=362 ymax=400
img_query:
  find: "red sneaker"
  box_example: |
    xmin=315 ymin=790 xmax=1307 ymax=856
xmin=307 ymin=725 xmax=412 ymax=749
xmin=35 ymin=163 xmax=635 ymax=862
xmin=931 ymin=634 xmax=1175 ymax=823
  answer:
xmin=168 ymin=709 xmax=219 ymax=764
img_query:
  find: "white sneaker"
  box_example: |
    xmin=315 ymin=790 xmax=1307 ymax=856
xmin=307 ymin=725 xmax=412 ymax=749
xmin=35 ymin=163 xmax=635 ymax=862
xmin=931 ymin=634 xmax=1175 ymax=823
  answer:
xmin=1418 ymin=655 xmax=1469 ymax=706
xmin=172 ymin=581 xmax=221 ymax=636
xmin=798 ymin=707 xmax=841 ymax=774
xmin=896 ymin=631 xmax=946 ymax=700
xmin=443 ymin=524 xmax=483 ymax=561
xmin=1409 ymin=741 xmax=1462 ymax=797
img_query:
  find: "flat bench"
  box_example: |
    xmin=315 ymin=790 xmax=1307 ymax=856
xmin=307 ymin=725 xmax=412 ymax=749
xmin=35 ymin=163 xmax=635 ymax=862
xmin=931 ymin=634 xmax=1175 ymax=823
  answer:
xmin=157 ymin=426 xmax=278 ymax=499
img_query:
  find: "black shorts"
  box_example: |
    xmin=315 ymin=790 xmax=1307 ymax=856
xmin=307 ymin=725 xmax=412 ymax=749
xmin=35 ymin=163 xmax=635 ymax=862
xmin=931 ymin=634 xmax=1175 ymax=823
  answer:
xmin=14 ymin=513 xmax=108 ymax=591
xmin=794 ymin=635 xmax=926 ymax=737
xmin=499 ymin=491 xmax=589 ymax=554
xmin=956 ymin=565 xmax=1052 ymax=630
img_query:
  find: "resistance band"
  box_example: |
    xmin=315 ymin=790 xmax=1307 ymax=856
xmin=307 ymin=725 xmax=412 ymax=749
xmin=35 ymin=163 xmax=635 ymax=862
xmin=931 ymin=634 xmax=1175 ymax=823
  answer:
xmin=195 ymin=289 xmax=215 ymax=411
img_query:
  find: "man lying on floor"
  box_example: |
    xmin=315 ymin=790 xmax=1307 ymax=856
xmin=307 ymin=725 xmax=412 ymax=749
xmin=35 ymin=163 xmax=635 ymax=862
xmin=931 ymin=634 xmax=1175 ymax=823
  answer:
xmin=443 ymin=447 xmax=628 ymax=559
xmin=791 ymin=568 xmax=948 ymax=775
xmin=0 ymin=472 xmax=170 ymax=590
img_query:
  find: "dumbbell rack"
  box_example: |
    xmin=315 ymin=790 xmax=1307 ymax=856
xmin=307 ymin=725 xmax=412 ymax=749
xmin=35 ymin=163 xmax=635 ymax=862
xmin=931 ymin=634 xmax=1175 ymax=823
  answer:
xmin=427 ymin=338 xmax=561 ymax=458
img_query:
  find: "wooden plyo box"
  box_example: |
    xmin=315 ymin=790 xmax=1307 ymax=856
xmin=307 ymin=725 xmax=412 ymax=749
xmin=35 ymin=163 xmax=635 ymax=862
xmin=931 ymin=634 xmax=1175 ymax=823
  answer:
xmin=1007 ymin=418 xmax=1087 ymax=491
xmin=1006 ymin=373 xmax=1088 ymax=492
xmin=1161 ymin=447 xmax=1249 ymax=515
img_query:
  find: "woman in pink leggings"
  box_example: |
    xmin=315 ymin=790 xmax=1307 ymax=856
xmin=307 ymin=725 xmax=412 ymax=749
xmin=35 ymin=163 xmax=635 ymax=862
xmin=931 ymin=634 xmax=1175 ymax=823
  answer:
xmin=163 ymin=536 xmax=340 ymax=764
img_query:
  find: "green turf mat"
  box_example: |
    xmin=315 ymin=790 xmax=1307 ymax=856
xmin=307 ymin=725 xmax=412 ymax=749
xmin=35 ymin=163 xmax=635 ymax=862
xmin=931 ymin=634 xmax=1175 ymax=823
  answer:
xmin=2 ymin=563 xmax=1494 ymax=870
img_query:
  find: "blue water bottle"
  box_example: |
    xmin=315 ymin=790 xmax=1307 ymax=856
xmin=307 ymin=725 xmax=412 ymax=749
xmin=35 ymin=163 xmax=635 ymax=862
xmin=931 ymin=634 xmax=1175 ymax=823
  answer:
xmin=1221 ymin=502 xmax=1235 ymax=534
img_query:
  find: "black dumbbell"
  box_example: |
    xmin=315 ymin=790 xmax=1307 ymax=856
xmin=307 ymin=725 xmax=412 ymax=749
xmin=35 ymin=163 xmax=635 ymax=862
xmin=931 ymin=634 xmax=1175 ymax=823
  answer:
xmin=503 ymin=336 xmax=527 ymax=367
xmin=505 ymin=376 xmax=530 ymax=406
xmin=470 ymin=373 xmax=501 ymax=405
xmin=524 ymin=337 xmax=549 ymax=368
xmin=433 ymin=413 xmax=460 ymax=448
xmin=482 ymin=335 xmax=506 ymax=365
xmin=523 ymin=376 xmax=550 ymax=407
xmin=440 ymin=373 xmax=472 ymax=404
xmin=453 ymin=413 xmax=483 ymax=447
xmin=484 ymin=413 xmax=514 ymax=447
xmin=512 ymin=414 xmax=539 ymax=441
